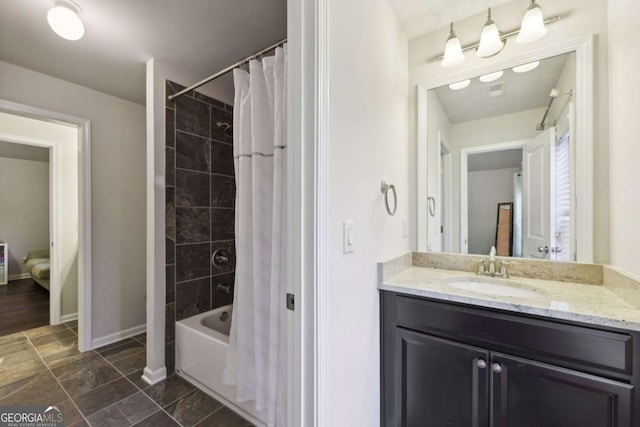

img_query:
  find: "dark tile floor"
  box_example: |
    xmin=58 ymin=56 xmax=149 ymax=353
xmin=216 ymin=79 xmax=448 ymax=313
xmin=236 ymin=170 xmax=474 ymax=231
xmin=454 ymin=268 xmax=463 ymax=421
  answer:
xmin=0 ymin=323 xmax=255 ymax=426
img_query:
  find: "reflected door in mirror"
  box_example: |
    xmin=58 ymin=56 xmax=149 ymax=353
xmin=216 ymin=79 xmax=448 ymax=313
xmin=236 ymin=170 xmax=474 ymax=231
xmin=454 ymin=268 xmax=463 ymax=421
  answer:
xmin=523 ymin=128 xmax=553 ymax=259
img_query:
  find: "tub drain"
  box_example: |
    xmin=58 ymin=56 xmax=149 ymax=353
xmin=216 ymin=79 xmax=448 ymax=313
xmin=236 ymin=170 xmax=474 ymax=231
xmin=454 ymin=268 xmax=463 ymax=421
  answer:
xmin=220 ymin=311 xmax=229 ymax=322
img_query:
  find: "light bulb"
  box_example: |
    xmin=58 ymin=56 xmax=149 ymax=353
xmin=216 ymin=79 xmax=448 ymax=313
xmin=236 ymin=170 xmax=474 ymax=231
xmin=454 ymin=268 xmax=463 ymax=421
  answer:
xmin=479 ymin=71 xmax=504 ymax=83
xmin=449 ymin=80 xmax=471 ymax=91
xmin=48 ymin=1 xmax=85 ymax=41
xmin=441 ymin=23 xmax=465 ymax=68
xmin=513 ymin=61 xmax=540 ymax=73
xmin=516 ymin=1 xmax=547 ymax=44
xmin=477 ymin=8 xmax=504 ymax=58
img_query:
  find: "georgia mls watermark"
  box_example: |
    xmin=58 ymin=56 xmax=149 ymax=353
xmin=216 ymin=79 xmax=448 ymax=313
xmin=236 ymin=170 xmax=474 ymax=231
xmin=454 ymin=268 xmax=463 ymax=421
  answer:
xmin=0 ymin=406 xmax=64 ymax=427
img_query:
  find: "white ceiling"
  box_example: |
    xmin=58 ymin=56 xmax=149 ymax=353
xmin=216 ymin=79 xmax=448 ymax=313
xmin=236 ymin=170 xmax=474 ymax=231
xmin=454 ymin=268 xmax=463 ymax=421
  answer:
xmin=0 ymin=141 xmax=49 ymax=163
xmin=387 ymin=0 xmax=513 ymax=40
xmin=0 ymin=0 xmax=286 ymax=104
xmin=468 ymin=148 xmax=522 ymax=172
xmin=433 ymin=52 xmax=571 ymax=124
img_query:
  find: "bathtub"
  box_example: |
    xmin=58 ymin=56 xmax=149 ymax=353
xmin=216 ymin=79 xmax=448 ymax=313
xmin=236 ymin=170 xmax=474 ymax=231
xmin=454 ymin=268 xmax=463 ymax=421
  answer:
xmin=176 ymin=305 xmax=266 ymax=426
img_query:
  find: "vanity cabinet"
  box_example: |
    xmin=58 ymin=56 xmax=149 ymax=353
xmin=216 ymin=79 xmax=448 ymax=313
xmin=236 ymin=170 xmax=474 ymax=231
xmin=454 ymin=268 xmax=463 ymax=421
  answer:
xmin=381 ymin=291 xmax=640 ymax=427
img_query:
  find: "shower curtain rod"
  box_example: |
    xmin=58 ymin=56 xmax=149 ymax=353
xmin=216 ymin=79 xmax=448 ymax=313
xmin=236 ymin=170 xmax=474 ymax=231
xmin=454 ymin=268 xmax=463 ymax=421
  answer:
xmin=168 ymin=38 xmax=287 ymax=101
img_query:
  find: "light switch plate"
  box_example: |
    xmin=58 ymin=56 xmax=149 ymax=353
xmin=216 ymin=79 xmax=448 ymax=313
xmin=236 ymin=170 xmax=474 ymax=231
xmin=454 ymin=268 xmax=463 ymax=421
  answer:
xmin=343 ymin=221 xmax=355 ymax=253
xmin=402 ymin=216 xmax=409 ymax=237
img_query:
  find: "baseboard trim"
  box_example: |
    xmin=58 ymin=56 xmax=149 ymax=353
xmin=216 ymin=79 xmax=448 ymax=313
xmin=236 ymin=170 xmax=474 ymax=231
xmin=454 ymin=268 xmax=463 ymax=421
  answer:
xmin=9 ymin=273 xmax=31 ymax=281
xmin=142 ymin=366 xmax=167 ymax=385
xmin=91 ymin=324 xmax=146 ymax=350
xmin=61 ymin=313 xmax=78 ymax=323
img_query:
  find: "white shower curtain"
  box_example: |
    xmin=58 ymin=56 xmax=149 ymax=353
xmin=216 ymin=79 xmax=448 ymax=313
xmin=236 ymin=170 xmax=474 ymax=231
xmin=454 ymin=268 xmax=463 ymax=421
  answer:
xmin=223 ymin=46 xmax=287 ymax=427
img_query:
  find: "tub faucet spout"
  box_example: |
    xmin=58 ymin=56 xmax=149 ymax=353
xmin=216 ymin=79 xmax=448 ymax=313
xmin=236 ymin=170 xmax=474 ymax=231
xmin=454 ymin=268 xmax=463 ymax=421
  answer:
xmin=216 ymin=283 xmax=231 ymax=294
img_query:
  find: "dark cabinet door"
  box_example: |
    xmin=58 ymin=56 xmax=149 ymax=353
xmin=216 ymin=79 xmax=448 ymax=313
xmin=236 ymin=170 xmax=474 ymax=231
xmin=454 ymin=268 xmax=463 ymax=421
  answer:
xmin=393 ymin=328 xmax=489 ymax=427
xmin=490 ymin=353 xmax=634 ymax=427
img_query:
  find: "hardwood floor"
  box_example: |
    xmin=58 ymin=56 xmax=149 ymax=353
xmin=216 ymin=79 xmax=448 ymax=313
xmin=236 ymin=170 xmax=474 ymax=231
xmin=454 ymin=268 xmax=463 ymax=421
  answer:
xmin=0 ymin=278 xmax=49 ymax=336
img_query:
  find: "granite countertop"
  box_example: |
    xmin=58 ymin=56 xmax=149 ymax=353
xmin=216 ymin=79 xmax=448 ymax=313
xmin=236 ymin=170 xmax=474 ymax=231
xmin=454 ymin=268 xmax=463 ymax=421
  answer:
xmin=379 ymin=266 xmax=640 ymax=332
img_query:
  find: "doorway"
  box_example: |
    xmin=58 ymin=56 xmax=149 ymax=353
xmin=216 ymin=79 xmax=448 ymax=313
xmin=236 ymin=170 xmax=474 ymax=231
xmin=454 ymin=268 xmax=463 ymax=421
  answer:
xmin=460 ymin=126 xmax=574 ymax=261
xmin=0 ymin=100 xmax=93 ymax=351
xmin=439 ymin=138 xmax=453 ymax=252
xmin=0 ymin=142 xmax=51 ymax=334
xmin=460 ymin=140 xmax=526 ymax=255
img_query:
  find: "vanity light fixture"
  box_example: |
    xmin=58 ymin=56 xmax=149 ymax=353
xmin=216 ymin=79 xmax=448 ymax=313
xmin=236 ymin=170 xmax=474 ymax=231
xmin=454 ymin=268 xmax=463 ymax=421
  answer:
xmin=516 ymin=0 xmax=548 ymax=44
xmin=513 ymin=61 xmax=540 ymax=73
xmin=47 ymin=0 xmax=85 ymax=41
xmin=434 ymin=3 xmax=560 ymax=66
xmin=477 ymin=8 xmax=505 ymax=58
xmin=479 ymin=70 xmax=504 ymax=83
xmin=449 ymin=80 xmax=471 ymax=91
xmin=441 ymin=23 xmax=465 ymax=68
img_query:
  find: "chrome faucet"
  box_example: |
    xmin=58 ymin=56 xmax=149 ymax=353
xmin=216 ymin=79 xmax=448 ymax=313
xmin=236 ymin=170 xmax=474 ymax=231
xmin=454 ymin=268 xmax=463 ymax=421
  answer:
xmin=477 ymin=246 xmax=509 ymax=278
xmin=488 ymin=246 xmax=497 ymax=274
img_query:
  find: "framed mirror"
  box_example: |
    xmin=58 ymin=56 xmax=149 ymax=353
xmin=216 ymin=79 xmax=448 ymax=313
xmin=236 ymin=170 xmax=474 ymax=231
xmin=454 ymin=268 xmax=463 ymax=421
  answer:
xmin=417 ymin=37 xmax=594 ymax=262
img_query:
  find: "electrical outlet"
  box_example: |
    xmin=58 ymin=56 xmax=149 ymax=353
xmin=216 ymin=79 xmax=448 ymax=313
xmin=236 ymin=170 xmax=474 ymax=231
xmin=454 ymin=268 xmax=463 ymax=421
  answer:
xmin=402 ymin=216 xmax=409 ymax=237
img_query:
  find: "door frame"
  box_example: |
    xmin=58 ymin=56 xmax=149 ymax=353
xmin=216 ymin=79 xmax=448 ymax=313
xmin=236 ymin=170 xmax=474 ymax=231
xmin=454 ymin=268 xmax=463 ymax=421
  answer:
xmin=287 ymin=0 xmax=325 ymax=424
xmin=0 ymin=99 xmax=93 ymax=352
xmin=440 ymin=136 xmax=453 ymax=253
xmin=460 ymin=140 xmax=527 ymax=254
xmin=417 ymin=36 xmax=594 ymax=262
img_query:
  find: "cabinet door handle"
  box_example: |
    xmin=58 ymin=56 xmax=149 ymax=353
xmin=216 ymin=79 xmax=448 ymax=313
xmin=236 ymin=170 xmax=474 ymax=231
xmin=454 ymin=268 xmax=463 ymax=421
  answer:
xmin=477 ymin=359 xmax=487 ymax=369
xmin=492 ymin=363 xmax=502 ymax=373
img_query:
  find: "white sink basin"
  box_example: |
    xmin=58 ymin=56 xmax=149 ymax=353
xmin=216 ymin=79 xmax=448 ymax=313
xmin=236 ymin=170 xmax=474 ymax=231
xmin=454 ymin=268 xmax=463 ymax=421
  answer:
xmin=444 ymin=276 xmax=546 ymax=299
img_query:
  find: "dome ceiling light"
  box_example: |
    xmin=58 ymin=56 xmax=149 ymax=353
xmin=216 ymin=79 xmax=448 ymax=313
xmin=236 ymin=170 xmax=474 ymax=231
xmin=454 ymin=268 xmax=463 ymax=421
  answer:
xmin=47 ymin=0 xmax=85 ymax=41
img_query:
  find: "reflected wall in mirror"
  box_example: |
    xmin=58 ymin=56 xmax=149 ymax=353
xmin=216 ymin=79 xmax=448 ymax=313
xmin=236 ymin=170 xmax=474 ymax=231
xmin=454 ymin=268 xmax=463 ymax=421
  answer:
xmin=418 ymin=46 xmax=593 ymax=262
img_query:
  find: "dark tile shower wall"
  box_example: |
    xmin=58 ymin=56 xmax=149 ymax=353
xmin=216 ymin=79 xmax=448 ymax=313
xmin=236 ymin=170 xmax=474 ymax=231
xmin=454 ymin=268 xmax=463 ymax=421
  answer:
xmin=165 ymin=81 xmax=236 ymax=374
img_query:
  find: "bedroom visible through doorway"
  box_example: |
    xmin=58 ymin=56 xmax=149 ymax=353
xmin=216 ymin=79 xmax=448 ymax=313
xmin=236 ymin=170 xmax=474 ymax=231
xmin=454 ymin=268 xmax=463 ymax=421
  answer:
xmin=0 ymin=142 xmax=52 ymax=335
xmin=0 ymin=105 xmax=89 ymax=349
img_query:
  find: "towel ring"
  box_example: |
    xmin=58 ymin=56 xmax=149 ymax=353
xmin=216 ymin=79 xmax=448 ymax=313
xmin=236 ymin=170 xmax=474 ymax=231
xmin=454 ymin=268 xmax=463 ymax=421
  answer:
xmin=380 ymin=181 xmax=397 ymax=216
xmin=427 ymin=197 xmax=436 ymax=217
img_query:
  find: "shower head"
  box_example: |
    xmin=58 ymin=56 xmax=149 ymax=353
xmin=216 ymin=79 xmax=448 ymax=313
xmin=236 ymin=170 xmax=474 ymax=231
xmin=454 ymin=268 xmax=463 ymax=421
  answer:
xmin=216 ymin=121 xmax=233 ymax=138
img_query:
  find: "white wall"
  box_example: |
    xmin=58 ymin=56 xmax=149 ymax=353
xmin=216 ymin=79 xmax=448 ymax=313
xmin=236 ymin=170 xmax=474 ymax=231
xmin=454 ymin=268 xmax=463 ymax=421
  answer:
xmin=0 ymin=60 xmax=146 ymax=339
xmin=608 ymin=0 xmax=640 ymax=277
xmin=0 ymin=156 xmax=49 ymax=278
xmin=325 ymin=0 xmax=409 ymax=424
xmin=409 ymin=0 xmax=609 ymax=263
xmin=468 ymin=167 xmax=518 ymax=255
xmin=451 ymin=108 xmax=544 ymax=149
xmin=548 ymin=53 xmax=576 ymax=125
